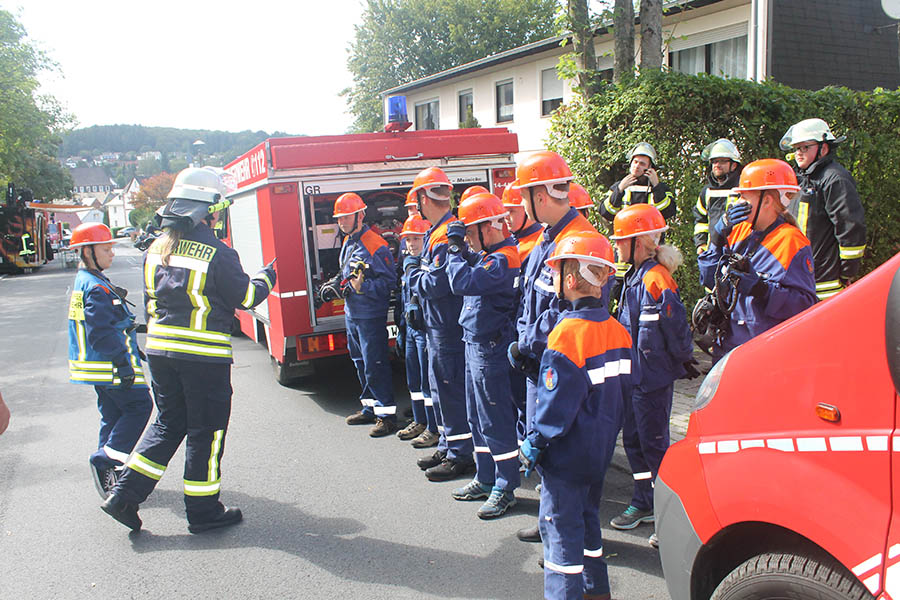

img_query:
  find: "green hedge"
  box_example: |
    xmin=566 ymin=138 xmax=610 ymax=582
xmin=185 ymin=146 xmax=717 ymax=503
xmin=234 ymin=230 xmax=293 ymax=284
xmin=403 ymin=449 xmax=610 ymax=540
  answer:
xmin=546 ymin=70 xmax=900 ymax=307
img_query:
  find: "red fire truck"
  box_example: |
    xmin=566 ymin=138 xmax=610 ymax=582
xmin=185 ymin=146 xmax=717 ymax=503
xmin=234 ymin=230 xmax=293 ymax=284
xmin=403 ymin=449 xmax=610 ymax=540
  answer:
xmin=0 ymin=184 xmax=52 ymax=274
xmin=223 ymin=128 xmax=518 ymax=384
xmin=656 ymin=251 xmax=900 ymax=600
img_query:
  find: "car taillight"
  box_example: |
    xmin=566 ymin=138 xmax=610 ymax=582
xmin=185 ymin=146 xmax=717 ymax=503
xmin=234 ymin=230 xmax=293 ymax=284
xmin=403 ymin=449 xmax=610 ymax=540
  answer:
xmin=694 ymin=350 xmax=732 ymax=411
xmin=298 ymin=333 xmax=347 ymax=355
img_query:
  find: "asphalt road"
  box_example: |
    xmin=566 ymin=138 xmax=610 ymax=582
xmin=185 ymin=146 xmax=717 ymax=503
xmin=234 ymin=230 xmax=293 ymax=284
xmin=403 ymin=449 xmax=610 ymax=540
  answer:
xmin=0 ymin=241 xmax=670 ymax=599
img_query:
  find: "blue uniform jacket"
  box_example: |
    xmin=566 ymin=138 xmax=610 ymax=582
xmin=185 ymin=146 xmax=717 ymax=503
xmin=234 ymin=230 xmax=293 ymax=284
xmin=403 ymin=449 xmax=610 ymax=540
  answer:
xmin=516 ymin=208 xmax=597 ymax=361
xmin=618 ymin=259 xmax=693 ymax=391
xmin=401 ymin=261 xmax=426 ymax=344
xmin=144 ymin=223 xmax=273 ymax=363
xmin=68 ymin=268 xmax=148 ymax=388
xmin=339 ymin=225 xmax=396 ymax=319
xmin=409 ymin=212 xmax=464 ymax=338
xmin=528 ymin=297 xmax=633 ymax=483
xmin=698 ymin=217 xmax=817 ymax=352
xmin=446 ymin=237 xmax=521 ymax=344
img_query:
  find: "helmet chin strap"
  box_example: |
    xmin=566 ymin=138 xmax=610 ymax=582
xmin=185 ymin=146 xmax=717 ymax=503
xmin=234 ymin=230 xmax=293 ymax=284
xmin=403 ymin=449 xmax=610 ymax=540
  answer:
xmin=749 ymin=192 xmax=764 ymax=230
xmin=526 ymin=187 xmax=541 ymax=226
xmin=88 ymin=245 xmax=103 ymax=272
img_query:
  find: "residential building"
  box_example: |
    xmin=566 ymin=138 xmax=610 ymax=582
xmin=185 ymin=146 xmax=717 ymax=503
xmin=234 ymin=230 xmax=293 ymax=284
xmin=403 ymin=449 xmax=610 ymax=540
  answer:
xmin=382 ymin=0 xmax=900 ymax=153
xmin=69 ymin=167 xmax=116 ymax=198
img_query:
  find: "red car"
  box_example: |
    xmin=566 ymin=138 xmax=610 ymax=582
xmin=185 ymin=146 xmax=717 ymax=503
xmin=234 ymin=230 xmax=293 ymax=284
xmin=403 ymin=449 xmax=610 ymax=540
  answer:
xmin=656 ymin=251 xmax=900 ymax=600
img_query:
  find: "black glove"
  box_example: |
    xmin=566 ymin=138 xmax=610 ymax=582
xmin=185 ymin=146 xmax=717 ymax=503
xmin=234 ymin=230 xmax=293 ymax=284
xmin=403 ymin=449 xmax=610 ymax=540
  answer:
xmin=114 ymin=361 xmax=135 ymax=389
xmin=405 ymin=296 xmax=425 ymax=331
xmin=681 ymin=358 xmax=702 ymax=380
xmin=446 ymin=221 xmax=467 ymax=255
xmin=340 ymin=279 xmax=353 ymax=298
xmin=508 ymin=341 xmax=539 ymax=376
xmin=403 ymin=254 xmax=421 ymax=275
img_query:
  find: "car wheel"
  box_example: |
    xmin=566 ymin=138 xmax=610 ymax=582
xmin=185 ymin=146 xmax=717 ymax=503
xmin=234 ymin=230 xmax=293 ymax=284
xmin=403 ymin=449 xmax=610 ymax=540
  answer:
xmin=711 ymin=552 xmax=875 ymax=600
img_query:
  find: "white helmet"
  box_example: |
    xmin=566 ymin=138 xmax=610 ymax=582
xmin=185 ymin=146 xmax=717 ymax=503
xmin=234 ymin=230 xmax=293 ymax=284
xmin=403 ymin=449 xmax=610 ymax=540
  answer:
xmin=779 ymin=118 xmax=846 ymax=151
xmin=701 ymin=139 xmax=741 ymax=162
xmin=159 ymin=167 xmax=232 ymax=230
xmin=627 ymin=142 xmax=658 ymax=165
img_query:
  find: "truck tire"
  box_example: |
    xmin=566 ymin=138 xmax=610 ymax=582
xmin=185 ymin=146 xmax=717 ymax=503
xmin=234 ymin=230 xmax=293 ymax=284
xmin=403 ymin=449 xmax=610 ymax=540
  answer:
xmin=711 ymin=552 xmax=875 ymax=600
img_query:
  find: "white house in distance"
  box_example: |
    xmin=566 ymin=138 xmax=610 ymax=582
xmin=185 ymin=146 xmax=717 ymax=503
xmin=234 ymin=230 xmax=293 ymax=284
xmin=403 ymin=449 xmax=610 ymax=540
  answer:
xmin=102 ymin=176 xmax=145 ymax=230
xmin=381 ymin=0 xmax=900 ymax=154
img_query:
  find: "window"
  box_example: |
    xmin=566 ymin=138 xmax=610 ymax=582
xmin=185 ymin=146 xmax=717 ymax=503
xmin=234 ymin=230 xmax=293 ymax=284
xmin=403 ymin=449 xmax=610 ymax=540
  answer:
xmin=668 ymin=24 xmax=748 ymax=79
xmin=710 ymin=36 xmax=747 ymax=79
xmin=415 ymin=99 xmax=439 ymax=130
xmin=541 ymin=68 xmax=563 ymax=116
xmin=496 ymin=79 xmax=514 ymax=123
xmin=458 ymin=89 xmax=473 ymax=126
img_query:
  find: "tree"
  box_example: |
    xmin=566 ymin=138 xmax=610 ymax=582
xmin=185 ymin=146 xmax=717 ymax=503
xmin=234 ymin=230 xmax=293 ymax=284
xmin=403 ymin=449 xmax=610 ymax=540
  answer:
xmin=639 ymin=0 xmax=663 ymax=71
xmin=567 ymin=0 xmax=600 ymax=98
xmin=613 ymin=0 xmax=635 ymax=82
xmin=132 ymin=172 xmax=175 ymax=212
xmin=0 ymin=10 xmax=74 ymax=200
xmin=343 ymin=0 xmax=559 ymax=133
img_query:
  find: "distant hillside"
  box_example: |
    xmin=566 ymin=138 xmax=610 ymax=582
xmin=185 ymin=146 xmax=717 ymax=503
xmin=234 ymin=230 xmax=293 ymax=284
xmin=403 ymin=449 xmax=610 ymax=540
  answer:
xmin=59 ymin=124 xmax=297 ymax=162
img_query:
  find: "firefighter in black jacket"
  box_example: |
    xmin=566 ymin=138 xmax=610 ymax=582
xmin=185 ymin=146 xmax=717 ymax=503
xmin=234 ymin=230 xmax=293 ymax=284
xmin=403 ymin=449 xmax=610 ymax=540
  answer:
xmin=781 ymin=119 xmax=867 ymax=300
xmin=692 ymin=139 xmax=742 ymax=254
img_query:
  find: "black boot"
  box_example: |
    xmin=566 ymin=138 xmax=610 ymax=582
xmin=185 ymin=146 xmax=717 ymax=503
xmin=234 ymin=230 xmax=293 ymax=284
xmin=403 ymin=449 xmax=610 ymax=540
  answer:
xmin=188 ymin=507 xmax=243 ymax=534
xmin=101 ymin=494 xmax=142 ymax=531
xmin=417 ymin=449 xmax=446 ymax=471
xmin=425 ymin=457 xmax=475 ymax=482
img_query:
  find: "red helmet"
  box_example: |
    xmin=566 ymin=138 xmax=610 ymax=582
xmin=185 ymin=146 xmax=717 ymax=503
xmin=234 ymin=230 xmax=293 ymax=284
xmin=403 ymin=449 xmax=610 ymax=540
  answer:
xmin=545 ymin=233 xmax=616 ymax=285
xmin=70 ymin=222 xmax=113 ymax=248
xmin=569 ymin=183 xmax=592 ymax=210
xmin=409 ymin=166 xmax=452 ymax=201
xmin=610 ymin=204 xmax=669 ymax=240
xmin=734 ymin=159 xmax=800 ymax=206
xmin=511 ymin=151 xmax=573 ymax=191
xmin=501 ymin=183 xmax=523 ymax=207
xmin=400 ymin=215 xmax=431 ymax=237
xmin=457 ymin=193 xmax=508 ymax=227
xmin=404 ymin=189 xmax=417 ymax=208
xmin=460 ymin=185 xmax=490 ymax=203
xmin=333 ymin=193 xmax=366 ymax=218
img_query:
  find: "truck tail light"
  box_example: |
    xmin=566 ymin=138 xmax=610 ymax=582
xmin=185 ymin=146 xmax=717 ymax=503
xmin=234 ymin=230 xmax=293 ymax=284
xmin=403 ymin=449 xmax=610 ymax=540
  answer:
xmin=694 ymin=350 xmax=732 ymax=411
xmin=298 ymin=333 xmax=347 ymax=355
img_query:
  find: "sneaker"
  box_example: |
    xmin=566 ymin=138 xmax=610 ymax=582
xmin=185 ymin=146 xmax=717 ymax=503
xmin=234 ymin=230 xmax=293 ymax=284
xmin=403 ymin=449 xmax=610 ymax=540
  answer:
xmin=425 ymin=457 xmax=475 ymax=482
xmin=410 ymin=429 xmax=439 ymax=448
xmin=476 ymin=488 xmax=517 ymax=519
xmin=516 ymin=523 xmax=542 ymax=543
xmin=451 ymin=479 xmax=492 ymax=501
xmin=397 ymin=421 xmax=426 ymax=440
xmin=609 ymin=505 xmax=654 ymax=530
xmin=369 ymin=418 xmax=398 ymax=437
xmin=188 ymin=507 xmax=243 ymax=534
xmin=90 ymin=462 xmax=119 ymax=499
xmin=649 ymin=532 xmax=659 ymax=549
xmin=417 ymin=449 xmax=446 ymax=471
xmin=101 ymin=494 xmax=142 ymax=531
xmin=346 ymin=410 xmax=376 ymax=425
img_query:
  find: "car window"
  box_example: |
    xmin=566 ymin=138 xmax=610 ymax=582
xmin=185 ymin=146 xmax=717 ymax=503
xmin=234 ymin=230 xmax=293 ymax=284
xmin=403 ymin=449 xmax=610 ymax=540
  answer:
xmin=887 ymin=265 xmax=900 ymax=394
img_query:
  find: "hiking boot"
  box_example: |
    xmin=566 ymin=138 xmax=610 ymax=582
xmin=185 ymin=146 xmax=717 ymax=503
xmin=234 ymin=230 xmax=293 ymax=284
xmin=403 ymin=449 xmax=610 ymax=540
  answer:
xmin=649 ymin=532 xmax=659 ymax=549
xmin=90 ymin=461 xmax=119 ymax=499
xmin=451 ymin=479 xmax=492 ymax=501
xmin=345 ymin=410 xmax=376 ymax=425
xmin=425 ymin=457 xmax=475 ymax=482
xmin=188 ymin=507 xmax=243 ymax=534
xmin=397 ymin=421 xmax=426 ymax=440
xmin=417 ymin=449 xmax=446 ymax=471
xmin=369 ymin=418 xmax=398 ymax=437
xmin=516 ymin=523 xmax=542 ymax=543
xmin=609 ymin=505 xmax=654 ymax=530
xmin=101 ymin=493 xmax=142 ymax=531
xmin=410 ymin=429 xmax=439 ymax=448
xmin=476 ymin=488 xmax=517 ymax=519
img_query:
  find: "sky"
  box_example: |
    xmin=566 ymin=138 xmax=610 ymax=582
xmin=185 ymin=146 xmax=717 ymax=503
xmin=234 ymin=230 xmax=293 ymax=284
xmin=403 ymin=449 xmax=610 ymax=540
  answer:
xmin=11 ymin=0 xmax=362 ymax=135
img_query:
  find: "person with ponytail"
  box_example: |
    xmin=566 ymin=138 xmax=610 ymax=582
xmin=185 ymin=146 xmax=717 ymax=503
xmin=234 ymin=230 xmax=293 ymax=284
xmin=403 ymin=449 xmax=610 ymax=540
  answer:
xmin=608 ymin=204 xmax=694 ymax=542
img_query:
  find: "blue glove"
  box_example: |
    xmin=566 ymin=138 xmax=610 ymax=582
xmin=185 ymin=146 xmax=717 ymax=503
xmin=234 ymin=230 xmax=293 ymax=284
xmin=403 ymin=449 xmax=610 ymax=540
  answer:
xmin=446 ymin=221 xmax=467 ymax=254
xmin=714 ymin=202 xmax=753 ymax=239
xmin=733 ymin=269 xmax=768 ymax=298
xmin=519 ymin=438 xmax=543 ymax=479
xmin=114 ymin=360 xmax=135 ymax=389
xmin=403 ymin=254 xmax=421 ymax=275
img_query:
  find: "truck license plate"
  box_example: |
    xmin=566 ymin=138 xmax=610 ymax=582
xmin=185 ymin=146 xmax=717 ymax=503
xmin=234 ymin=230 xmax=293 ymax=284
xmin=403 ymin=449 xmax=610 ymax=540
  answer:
xmin=386 ymin=324 xmax=399 ymax=339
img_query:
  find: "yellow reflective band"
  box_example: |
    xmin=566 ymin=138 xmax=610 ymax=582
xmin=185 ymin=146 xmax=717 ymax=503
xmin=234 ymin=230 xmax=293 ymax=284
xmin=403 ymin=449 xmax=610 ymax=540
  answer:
xmin=697 ymin=245 xmax=708 ymax=254
xmin=127 ymin=453 xmax=166 ymax=480
xmin=71 ymin=372 xmax=114 ymax=382
xmin=187 ymin=268 xmax=210 ymax=331
xmin=207 ymin=429 xmax=223 ymax=484
xmin=69 ymin=359 xmax=113 ymax=370
xmin=146 ymin=338 xmax=233 ymax=358
xmin=147 ymin=322 xmax=230 ymax=344
xmin=184 ymin=479 xmax=221 ymax=496
xmin=817 ymin=288 xmax=843 ymax=300
xmin=815 ymin=280 xmax=842 ymax=291
xmin=694 ymin=196 xmax=708 ymax=216
xmin=694 ymin=223 xmax=709 ymax=235
xmin=242 ymin=281 xmax=257 ymax=309
xmin=615 ymin=261 xmax=629 ymax=277
xmin=603 ymin=192 xmax=620 ymax=215
xmin=653 ymin=191 xmax=674 ymax=212
xmin=839 ymin=245 xmax=866 ymax=260
xmin=797 ymin=202 xmax=809 ymax=235
xmin=76 ymin=319 xmax=87 ymax=361
xmin=174 ymin=239 xmax=217 ymax=262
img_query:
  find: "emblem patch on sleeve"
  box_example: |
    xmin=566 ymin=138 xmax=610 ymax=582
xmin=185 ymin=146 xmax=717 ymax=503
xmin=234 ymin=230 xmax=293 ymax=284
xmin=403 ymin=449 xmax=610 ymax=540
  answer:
xmin=543 ymin=366 xmax=557 ymax=391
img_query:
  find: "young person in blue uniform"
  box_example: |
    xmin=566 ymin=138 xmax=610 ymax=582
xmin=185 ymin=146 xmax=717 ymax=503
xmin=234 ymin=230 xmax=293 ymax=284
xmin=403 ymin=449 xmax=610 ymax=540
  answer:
xmin=519 ymin=233 xmax=631 ymax=600
xmin=335 ymin=192 xmax=398 ymax=437
xmin=101 ymin=167 xmax=275 ymax=533
xmin=445 ymin=192 xmax=521 ymax=519
xmin=396 ymin=214 xmax=439 ymax=447
xmin=67 ymin=222 xmax=152 ymax=498
xmin=698 ymin=159 xmax=817 ymax=358
xmin=608 ymin=204 xmax=695 ymax=538
xmin=406 ymin=167 xmax=475 ymax=481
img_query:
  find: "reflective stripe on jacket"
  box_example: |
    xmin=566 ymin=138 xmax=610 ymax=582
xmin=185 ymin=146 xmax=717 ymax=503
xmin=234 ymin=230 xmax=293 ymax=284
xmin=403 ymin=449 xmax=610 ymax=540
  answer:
xmin=692 ymin=170 xmax=742 ymax=252
xmin=601 ymin=180 xmax=676 ymax=222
